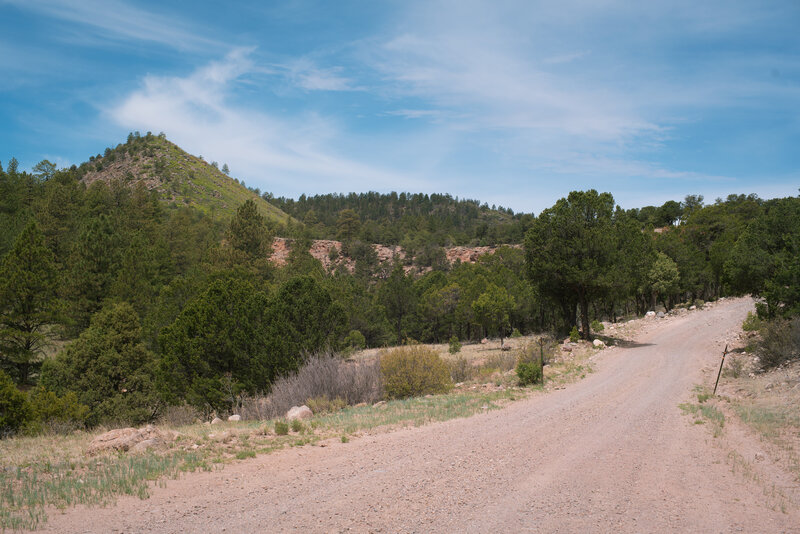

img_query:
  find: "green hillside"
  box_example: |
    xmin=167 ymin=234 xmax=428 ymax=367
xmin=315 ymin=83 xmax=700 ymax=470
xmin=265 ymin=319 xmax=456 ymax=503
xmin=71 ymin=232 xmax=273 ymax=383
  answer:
xmin=79 ymin=132 xmax=291 ymax=225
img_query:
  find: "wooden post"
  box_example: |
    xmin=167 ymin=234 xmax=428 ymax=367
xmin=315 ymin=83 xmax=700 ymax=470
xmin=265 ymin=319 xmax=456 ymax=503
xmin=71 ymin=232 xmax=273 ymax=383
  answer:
xmin=538 ymin=337 xmax=546 ymax=386
xmin=713 ymin=344 xmax=729 ymax=396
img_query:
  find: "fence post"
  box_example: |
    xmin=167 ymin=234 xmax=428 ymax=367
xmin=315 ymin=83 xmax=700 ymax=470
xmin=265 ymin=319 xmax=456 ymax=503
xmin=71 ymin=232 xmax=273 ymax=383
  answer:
xmin=713 ymin=344 xmax=729 ymax=396
xmin=539 ymin=337 xmax=545 ymax=386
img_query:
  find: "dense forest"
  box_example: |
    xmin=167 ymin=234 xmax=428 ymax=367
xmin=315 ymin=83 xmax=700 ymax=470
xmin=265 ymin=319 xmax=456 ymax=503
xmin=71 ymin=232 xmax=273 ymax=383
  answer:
xmin=267 ymin=191 xmax=532 ymax=247
xmin=1 ymin=135 xmax=798 ymax=435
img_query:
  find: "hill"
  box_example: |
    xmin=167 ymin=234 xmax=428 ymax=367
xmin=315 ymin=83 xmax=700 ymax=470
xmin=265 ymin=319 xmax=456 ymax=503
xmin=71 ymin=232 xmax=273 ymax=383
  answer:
xmin=79 ymin=132 xmax=291 ymax=225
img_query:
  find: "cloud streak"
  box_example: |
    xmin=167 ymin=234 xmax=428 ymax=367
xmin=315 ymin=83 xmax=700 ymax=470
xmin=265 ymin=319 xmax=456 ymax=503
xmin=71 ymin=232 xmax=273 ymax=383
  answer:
xmin=4 ymin=0 xmax=220 ymax=51
xmin=109 ymin=49 xmax=419 ymax=195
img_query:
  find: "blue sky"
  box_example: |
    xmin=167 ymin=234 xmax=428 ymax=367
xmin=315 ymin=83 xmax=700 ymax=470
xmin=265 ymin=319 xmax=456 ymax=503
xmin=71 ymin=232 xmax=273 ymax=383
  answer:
xmin=1 ymin=0 xmax=798 ymax=213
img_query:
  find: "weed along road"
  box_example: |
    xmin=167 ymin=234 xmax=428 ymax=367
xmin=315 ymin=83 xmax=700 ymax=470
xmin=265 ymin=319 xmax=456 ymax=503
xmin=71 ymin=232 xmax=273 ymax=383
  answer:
xmin=43 ymin=298 xmax=798 ymax=533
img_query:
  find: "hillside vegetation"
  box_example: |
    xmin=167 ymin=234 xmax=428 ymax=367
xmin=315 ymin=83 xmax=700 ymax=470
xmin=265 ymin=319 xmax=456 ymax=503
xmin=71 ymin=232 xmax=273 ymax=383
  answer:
xmin=81 ymin=132 xmax=291 ymax=225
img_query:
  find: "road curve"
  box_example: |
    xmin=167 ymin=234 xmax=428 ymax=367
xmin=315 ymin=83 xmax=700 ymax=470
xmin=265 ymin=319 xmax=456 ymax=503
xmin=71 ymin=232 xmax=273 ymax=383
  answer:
xmin=44 ymin=298 xmax=799 ymax=533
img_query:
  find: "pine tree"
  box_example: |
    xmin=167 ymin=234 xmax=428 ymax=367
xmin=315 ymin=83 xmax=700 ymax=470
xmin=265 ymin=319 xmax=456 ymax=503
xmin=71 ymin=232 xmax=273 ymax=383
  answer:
xmin=0 ymin=222 xmax=60 ymax=384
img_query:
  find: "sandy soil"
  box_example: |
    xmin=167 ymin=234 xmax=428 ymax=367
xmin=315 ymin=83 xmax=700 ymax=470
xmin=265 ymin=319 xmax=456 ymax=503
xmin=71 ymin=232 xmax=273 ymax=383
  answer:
xmin=43 ymin=298 xmax=799 ymax=533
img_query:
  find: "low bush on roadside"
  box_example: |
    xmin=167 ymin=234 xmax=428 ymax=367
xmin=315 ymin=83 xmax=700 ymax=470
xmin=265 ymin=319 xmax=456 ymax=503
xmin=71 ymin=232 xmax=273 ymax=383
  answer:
xmin=274 ymin=421 xmax=289 ymax=435
xmin=290 ymin=419 xmax=304 ymax=433
xmin=239 ymin=352 xmax=382 ymax=420
xmin=448 ymin=357 xmax=472 ymax=383
xmin=306 ymin=395 xmax=347 ymax=414
xmin=381 ymin=345 xmax=452 ymax=399
xmin=511 ymin=328 xmax=522 ymax=338
xmin=722 ymin=354 xmax=746 ymax=379
xmin=516 ymin=361 xmax=542 ymax=386
xmin=756 ymin=317 xmax=800 ymax=370
xmin=569 ymin=326 xmax=580 ymax=342
xmin=742 ymin=311 xmax=762 ymax=332
xmin=590 ymin=320 xmax=604 ymax=333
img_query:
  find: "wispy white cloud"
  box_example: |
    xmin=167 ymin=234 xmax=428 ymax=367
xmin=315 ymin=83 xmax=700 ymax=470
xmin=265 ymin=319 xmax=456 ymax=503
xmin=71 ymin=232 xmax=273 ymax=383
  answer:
xmin=108 ymin=49 xmax=419 ymax=194
xmin=3 ymin=0 xmax=220 ymax=51
xmin=283 ymin=59 xmax=356 ymax=91
xmin=354 ymin=0 xmax=798 ymax=198
xmin=542 ymin=51 xmax=588 ymax=65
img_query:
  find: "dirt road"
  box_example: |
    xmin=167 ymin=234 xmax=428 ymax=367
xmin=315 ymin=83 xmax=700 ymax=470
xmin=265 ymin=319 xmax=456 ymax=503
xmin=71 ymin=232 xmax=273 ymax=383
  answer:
xmin=44 ymin=298 xmax=799 ymax=533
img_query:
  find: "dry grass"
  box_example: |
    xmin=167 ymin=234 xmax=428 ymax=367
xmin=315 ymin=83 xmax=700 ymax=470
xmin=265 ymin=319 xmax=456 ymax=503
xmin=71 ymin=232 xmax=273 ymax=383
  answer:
xmin=723 ymin=359 xmax=800 ymax=481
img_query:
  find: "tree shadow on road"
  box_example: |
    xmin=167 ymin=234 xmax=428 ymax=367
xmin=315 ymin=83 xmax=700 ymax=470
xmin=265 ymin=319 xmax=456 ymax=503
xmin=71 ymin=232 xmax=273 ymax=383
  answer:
xmin=597 ymin=335 xmax=654 ymax=349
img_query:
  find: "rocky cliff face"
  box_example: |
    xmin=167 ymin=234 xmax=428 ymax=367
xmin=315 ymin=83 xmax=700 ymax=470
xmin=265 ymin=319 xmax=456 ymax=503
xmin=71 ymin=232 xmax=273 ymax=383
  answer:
xmin=270 ymin=238 xmax=519 ymax=273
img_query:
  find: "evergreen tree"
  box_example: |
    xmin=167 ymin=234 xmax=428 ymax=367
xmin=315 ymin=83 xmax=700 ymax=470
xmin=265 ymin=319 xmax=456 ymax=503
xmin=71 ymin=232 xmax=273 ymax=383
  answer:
xmin=158 ymin=276 xmax=289 ymax=411
xmin=525 ymin=190 xmax=618 ymax=339
xmin=40 ymin=303 xmax=159 ymax=426
xmin=0 ymin=222 xmax=60 ymax=384
xmin=472 ymin=283 xmax=515 ymax=345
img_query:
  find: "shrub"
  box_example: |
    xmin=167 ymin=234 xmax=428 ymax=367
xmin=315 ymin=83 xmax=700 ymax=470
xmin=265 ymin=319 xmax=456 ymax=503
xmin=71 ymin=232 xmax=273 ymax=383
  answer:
xmin=274 ymin=421 xmax=289 ymax=435
xmin=516 ymin=338 xmax=555 ymax=368
xmin=511 ymin=328 xmax=523 ymax=338
xmin=157 ymin=404 xmax=202 ymax=427
xmin=569 ymin=326 xmax=580 ymax=342
xmin=344 ymin=330 xmax=366 ymax=350
xmin=723 ymin=354 xmax=745 ymax=379
xmin=486 ymin=351 xmax=518 ymax=372
xmin=305 ymin=395 xmax=347 ymax=415
xmin=756 ymin=317 xmax=800 ymax=370
xmin=448 ymin=357 xmax=472 ymax=383
xmin=742 ymin=312 xmax=761 ymax=332
xmin=590 ymin=320 xmax=604 ymax=333
xmin=448 ymin=335 xmax=462 ymax=354
xmin=25 ymin=387 xmax=88 ymax=434
xmin=381 ymin=345 xmax=452 ymax=399
xmin=239 ymin=352 xmax=381 ymax=420
xmin=516 ymin=361 xmax=542 ymax=386
xmin=0 ymin=370 xmax=31 ymax=437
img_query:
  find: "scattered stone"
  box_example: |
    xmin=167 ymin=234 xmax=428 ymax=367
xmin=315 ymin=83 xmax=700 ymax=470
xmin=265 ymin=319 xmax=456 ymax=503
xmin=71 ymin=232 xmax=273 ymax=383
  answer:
xmin=481 ymin=404 xmax=489 ymax=410
xmin=227 ymin=414 xmax=241 ymax=422
xmin=373 ymin=400 xmax=387 ymax=407
xmin=211 ymin=417 xmax=223 ymax=425
xmin=755 ymin=452 xmax=765 ymax=462
xmin=592 ymin=339 xmax=606 ymax=349
xmin=656 ymin=311 xmax=665 ymax=318
xmin=689 ymin=305 xmax=697 ymax=310
xmin=286 ymin=405 xmax=313 ymax=421
xmin=646 ymin=311 xmax=656 ymax=317
xmin=87 ymin=425 xmax=176 ymax=456
xmin=481 ymin=338 xmax=489 ymax=344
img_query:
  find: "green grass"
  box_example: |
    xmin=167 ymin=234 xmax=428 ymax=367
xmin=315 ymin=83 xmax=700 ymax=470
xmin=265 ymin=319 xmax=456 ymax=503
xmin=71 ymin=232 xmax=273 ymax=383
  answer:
xmin=312 ymin=389 xmax=520 ymax=435
xmin=680 ymin=398 xmax=726 ymax=437
xmin=0 ymin=451 xmax=209 ymax=530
